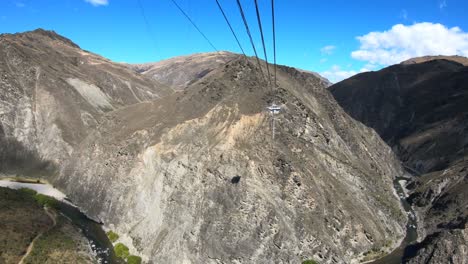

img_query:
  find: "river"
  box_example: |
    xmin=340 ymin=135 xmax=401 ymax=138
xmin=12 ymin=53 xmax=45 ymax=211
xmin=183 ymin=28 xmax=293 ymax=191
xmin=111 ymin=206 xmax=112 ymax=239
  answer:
xmin=0 ymin=179 xmax=118 ymax=264
xmin=1 ymin=175 xmax=419 ymax=264
xmin=369 ymin=177 xmax=418 ymax=264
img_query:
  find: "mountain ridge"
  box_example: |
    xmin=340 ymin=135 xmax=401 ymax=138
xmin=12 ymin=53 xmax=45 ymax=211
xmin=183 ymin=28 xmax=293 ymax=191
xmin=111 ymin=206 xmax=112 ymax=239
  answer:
xmin=0 ymin=28 xmax=172 ymax=171
xmin=126 ymin=51 xmax=332 ymax=90
xmin=1 ymin=29 xmax=407 ymax=263
xmin=329 ymin=59 xmax=468 ymax=263
xmin=401 ymin=55 xmax=468 ymax=66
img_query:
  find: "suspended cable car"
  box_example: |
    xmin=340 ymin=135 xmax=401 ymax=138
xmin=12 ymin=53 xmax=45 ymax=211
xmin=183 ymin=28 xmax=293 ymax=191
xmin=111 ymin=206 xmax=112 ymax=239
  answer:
xmin=267 ymin=103 xmax=281 ymax=114
xmin=267 ymin=103 xmax=281 ymax=139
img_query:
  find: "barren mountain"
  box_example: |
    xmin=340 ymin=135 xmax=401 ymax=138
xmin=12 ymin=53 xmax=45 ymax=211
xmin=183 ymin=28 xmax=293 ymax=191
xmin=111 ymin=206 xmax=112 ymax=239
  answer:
xmin=0 ymin=187 xmax=96 ymax=263
xmin=401 ymin=55 xmax=468 ymax=66
xmin=0 ymin=29 xmax=172 ymax=174
xmin=129 ymin=52 xmax=239 ymax=90
xmin=58 ymin=57 xmax=408 ymax=263
xmin=329 ymin=59 xmax=468 ymax=263
xmin=0 ymin=29 xmax=409 ymax=263
xmin=128 ymin=51 xmax=332 ymax=90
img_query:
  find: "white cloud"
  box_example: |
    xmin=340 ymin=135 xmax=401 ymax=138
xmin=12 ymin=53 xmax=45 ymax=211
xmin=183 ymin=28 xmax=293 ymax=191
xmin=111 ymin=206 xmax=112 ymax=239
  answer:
xmin=320 ymin=65 xmax=369 ymax=83
xmin=351 ymin=22 xmax=468 ymax=66
xmin=85 ymin=0 xmax=109 ymax=6
xmin=320 ymin=58 xmax=328 ymax=63
xmin=320 ymin=45 xmax=336 ymax=55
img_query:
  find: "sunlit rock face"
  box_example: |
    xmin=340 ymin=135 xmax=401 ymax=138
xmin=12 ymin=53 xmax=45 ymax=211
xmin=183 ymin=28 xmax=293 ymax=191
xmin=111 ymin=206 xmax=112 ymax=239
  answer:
xmin=1 ymin=29 xmax=406 ymax=264
xmin=0 ymin=29 xmax=172 ymax=173
xmin=62 ymin=59 xmax=406 ymax=263
xmin=330 ymin=57 xmax=468 ymax=264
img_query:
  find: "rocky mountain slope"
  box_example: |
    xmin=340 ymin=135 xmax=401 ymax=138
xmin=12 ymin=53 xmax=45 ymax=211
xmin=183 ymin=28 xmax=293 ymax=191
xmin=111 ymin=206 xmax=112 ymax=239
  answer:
xmin=1 ymin=29 xmax=408 ymax=263
xmin=128 ymin=52 xmax=239 ymax=90
xmin=0 ymin=187 xmax=96 ymax=263
xmin=329 ymin=58 xmax=468 ymax=263
xmin=128 ymin=51 xmax=332 ymax=90
xmin=60 ymin=58 xmax=407 ymax=263
xmin=401 ymin=55 xmax=468 ymax=66
xmin=0 ymin=29 xmax=172 ymax=175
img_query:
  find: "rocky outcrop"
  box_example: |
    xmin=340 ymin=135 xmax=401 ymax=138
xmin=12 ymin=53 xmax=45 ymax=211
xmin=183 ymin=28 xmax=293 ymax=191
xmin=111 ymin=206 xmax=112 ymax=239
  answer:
xmin=401 ymin=55 xmax=468 ymax=66
xmin=329 ymin=58 xmax=468 ymax=263
xmin=329 ymin=59 xmax=467 ymax=167
xmin=128 ymin=52 xmax=239 ymax=90
xmin=59 ymin=58 xmax=405 ymax=263
xmin=405 ymin=226 xmax=468 ymax=264
xmin=128 ymin=52 xmax=332 ymax=90
xmin=1 ymin=29 xmax=407 ymax=263
xmin=0 ymin=29 xmax=172 ymax=175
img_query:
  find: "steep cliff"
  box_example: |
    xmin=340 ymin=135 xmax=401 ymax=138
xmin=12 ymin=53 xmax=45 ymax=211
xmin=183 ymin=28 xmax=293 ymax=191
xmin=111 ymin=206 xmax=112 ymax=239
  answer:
xmin=128 ymin=52 xmax=239 ymax=90
xmin=60 ymin=58 xmax=405 ymax=263
xmin=0 ymin=29 xmax=172 ymax=175
xmin=1 ymin=30 xmax=407 ymax=263
xmin=128 ymin=52 xmax=332 ymax=91
xmin=329 ymin=58 xmax=468 ymax=263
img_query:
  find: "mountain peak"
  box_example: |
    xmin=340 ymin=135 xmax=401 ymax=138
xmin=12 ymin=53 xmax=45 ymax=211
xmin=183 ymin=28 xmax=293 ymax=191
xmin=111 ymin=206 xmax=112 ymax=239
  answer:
xmin=1 ymin=28 xmax=80 ymax=49
xmin=128 ymin=51 xmax=242 ymax=90
xmin=401 ymin=55 xmax=468 ymax=66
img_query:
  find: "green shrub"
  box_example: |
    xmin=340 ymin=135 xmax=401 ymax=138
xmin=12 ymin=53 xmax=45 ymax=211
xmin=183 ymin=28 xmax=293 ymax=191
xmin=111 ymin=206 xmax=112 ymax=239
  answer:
xmin=302 ymin=260 xmax=319 ymax=264
xmin=34 ymin=194 xmax=57 ymax=208
xmin=114 ymin=243 xmax=130 ymax=259
xmin=106 ymin=231 xmax=119 ymax=243
xmin=18 ymin=188 xmax=38 ymax=196
xmin=127 ymin=255 xmax=142 ymax=264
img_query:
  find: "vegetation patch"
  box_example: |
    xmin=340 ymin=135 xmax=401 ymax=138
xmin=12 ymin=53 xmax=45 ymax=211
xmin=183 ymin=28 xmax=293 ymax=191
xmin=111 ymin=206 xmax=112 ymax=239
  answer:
xmin=34 ymin=193 xmax=58 ymax=208
xmin=24 ymin=215 xmax=94 ymax=264
xmin=17 ymin=187 xmax=58 ymax=208
xmin=0 ymin=187 xmax=94 ymax=263
xmin=114 ymin=243 xmax=130 ymax=260
xmin=127 ymin=255 xmax=142 ymax=264
xmin=0 ymin=187 xmax=52 ymax=263
xmin=362 ymin=247 xmax=386 ymax=262
xmin=302 ymin=260 xmax=319 ymax=264
xmin=18 ymin=187 xmax=38 ymax=196
xmin=113 ymin=242 xmax=144 ymax=264
xmin=107 ymin=230 xmax=120 ymax=243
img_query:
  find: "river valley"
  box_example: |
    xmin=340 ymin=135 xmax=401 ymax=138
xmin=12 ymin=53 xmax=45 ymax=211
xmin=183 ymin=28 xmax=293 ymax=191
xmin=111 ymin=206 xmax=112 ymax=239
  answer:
xmin=1 ymin=173 xmax=419 ymax=264
xmin=0 ymin=178 xmax=117 ymax=264
xmin=369 ymin=176 xmax=418 ymax=264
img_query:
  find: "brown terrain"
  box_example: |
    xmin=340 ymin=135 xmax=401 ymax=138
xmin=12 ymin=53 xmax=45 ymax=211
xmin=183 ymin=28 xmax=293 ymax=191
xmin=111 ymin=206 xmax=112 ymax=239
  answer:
xmin=401 ymin=55 xmax=468 ymax=66
xmin=128 ymin=51 xmax=332 ymax=90
xmin=5 ymin=28 xmax=466 ymax=264
xmin=0 ymin=29 xmax=409 ymax=263
xmin=0 ymin=187 xmax=95 ymax=264
xmin=0 ymin=29 xmax=172 ymax=175
xmin=330 ymin=56 xmax=468 ymax=263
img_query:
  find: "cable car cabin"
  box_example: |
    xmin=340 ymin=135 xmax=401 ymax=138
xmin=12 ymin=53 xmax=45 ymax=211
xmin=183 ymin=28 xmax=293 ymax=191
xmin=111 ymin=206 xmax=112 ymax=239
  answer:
xmin=267 ymin=104 xmax=281 ymax=114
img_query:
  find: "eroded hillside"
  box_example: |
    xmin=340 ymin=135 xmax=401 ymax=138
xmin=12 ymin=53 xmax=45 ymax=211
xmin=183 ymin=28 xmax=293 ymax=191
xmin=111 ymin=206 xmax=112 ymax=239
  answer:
xmin=1 ymin=29 xmax=408 ymax=264
xmin=330 ymin=58 xmax=468 ymax=263
xmin=60 ymin=57 xmax=406 ymax=263
xmin=0 ymin=29 xmax=172 ymax=174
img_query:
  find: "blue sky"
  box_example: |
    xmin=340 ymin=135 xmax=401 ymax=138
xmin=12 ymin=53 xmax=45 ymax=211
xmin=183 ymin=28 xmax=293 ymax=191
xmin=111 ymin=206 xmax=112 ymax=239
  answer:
xmin=1 ymin=0 xmax=468 ymax=82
